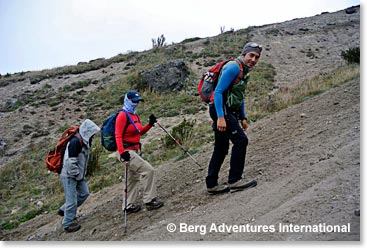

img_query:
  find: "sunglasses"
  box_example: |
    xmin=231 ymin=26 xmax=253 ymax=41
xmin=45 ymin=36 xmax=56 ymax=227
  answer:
xmin=247 ymin=42 xmax=263 ymax=52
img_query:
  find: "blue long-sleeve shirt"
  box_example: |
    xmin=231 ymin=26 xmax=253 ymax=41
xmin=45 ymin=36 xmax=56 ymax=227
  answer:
xmin=214 ymin=61 xmax=246 ymax=119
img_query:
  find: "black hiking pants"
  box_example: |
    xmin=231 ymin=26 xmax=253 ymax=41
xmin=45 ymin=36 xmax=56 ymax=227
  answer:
xmin=206 ymin=104 xmax=248 ymax=188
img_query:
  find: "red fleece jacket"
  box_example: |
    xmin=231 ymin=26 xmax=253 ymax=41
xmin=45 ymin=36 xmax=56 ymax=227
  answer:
xmin=115 ymin=111 xmax=152 ymax=155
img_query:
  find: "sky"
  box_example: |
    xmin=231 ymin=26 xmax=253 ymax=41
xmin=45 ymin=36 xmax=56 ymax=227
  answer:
xmin=0 ymin=0 xmax=361 ymax=75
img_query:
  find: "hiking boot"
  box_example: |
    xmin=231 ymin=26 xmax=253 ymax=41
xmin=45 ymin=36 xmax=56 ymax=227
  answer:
xmin=57 ymin=209 xmax=78 ymax=220
xmin=145 ymin=199 xmax=164 ymax=210
xmin=229 ymin=179 xmax=257 ymax=193
xmin=64 ymin=222 xmax=81 ymax=233
xmin=207 ymin=184 xmax=230 ymax=195
xmin=57 ymin=209 xmax=64 ymax=217
xmin=124 ymin=204 xmax=141 ymax=214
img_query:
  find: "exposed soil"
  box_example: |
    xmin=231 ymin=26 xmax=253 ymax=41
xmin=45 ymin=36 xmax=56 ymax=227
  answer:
xmin=2 ymin=76 xmax=360 ymax=241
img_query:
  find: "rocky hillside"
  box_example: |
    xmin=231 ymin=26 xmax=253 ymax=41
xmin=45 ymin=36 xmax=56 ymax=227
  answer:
xmin=0 ymin=6 xmax=360 ymax=241
xmin=0 ymin=6 xmax=359 ymax=165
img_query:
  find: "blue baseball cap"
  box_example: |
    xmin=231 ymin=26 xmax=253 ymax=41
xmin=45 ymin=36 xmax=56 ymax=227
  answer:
xmin=126 ymin=90 xmax=144 ymax=103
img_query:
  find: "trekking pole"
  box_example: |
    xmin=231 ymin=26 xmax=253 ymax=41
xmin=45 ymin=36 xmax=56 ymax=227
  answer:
xmin=156 ymin=122 xmax=202 ymax=168
xmin=123 ymin=161 xmax=129 ymax=234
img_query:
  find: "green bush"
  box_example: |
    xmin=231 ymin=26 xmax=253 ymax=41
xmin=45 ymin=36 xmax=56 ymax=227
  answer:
xmin=164 ymin=119 xmax=196 ymax=148
xmin=341 ymin=47 xmax=360 ymax=64
xmin=86 ymin=134 xmax=104 ymax=177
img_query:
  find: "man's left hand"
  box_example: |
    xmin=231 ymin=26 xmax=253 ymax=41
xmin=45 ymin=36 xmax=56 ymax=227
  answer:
xmin=241 ymin=119 xmax=249 ymax=131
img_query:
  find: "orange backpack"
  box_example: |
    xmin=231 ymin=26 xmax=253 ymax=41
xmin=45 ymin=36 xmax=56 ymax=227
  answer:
xmin=45 ymin=126 xmax=83 ymax=174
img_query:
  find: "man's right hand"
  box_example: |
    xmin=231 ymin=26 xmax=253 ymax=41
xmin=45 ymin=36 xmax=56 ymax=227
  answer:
xmin=120 ymin=151 xmax=131 ymax=162
xmin=217 ymin=117 xmax=227 ymax=132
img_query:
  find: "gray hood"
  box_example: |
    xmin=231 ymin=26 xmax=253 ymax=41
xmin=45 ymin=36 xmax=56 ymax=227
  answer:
xmin=79 ymin=119 xmax=100 ymax=146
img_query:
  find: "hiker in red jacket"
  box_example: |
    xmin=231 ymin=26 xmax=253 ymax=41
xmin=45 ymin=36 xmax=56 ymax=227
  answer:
xmin=115 ymin=90 xmax=164 ymax=213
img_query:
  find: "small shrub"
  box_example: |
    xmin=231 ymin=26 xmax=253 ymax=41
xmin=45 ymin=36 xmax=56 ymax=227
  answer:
xmin=86 ymin=134 xmax=104 ymax=177
xmin=152 ymin=34 xmax=166 ymax=48
xmin=164 ymin=119 xmax=196 ymax=148
xmin=341 ymin=47 xmax=360 ymax=64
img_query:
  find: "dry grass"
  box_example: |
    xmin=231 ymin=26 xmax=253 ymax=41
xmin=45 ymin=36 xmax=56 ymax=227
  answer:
xmin=274 ymin=64 xmax=359 ymax=111
xmin=246 ymin=64 xmax=359 ymax=121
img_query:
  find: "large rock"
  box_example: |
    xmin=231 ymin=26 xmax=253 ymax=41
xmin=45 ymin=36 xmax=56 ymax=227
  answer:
xmin=138 ymin=60 xmax=189 ymax=93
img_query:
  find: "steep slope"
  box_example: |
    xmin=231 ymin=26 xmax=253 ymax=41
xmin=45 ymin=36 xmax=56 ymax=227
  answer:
xmin=3 ymin=76 xmax=359 ymax=241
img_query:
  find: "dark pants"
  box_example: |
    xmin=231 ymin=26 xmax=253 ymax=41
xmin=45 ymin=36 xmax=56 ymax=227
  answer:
xmin=206 ymin=105 xmax=248 ymax=188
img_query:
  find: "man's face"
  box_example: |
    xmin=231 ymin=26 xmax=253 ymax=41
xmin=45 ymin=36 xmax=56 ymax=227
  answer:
xmin=242 ymin=52 xmax=260 ymax=68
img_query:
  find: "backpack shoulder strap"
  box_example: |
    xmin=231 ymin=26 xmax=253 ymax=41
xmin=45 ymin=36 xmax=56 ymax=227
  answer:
xmin=75 ymin=133 xmax=83 ymax=146
xmin=233 ymin=58 xmax=244 ymax=72
xmin=67 ymin=133 xmax=83 ymax=155
xmin=220 ymin=58 xmax=243 ymax=77
xmin=220 ymin=58 xmax=244 ymax=87
xmin=230 ymin=58 xmax=245 ymax=83
xmin=116 ymin=110 xmax=129 ymax=135
xmin=121 ymin=110 xmax=140 ymax=134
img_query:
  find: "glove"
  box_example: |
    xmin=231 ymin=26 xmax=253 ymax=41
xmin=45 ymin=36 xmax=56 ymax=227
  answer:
xmin=149 ymin=114 xmax=157 ymax=126
xmin=120 ymin=151 xmax=131 ymax=162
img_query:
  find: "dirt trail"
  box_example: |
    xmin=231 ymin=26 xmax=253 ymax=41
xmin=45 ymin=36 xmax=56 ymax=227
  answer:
xmin=2 ymin=77 xmax=360 ymax=241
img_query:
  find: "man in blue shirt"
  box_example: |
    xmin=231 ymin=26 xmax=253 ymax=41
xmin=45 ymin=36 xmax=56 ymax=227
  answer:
xmin=206 ymin=42 xmax=262 ymax=194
